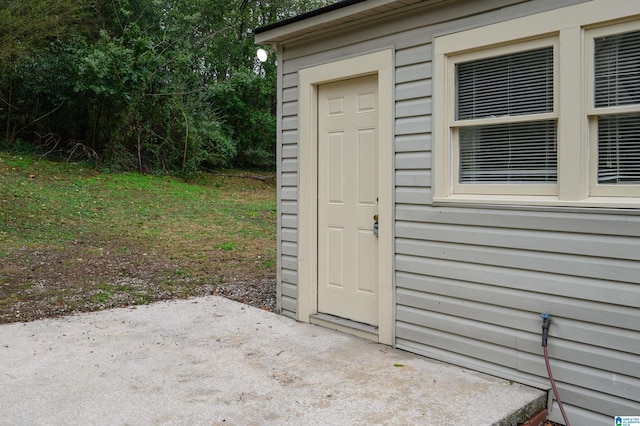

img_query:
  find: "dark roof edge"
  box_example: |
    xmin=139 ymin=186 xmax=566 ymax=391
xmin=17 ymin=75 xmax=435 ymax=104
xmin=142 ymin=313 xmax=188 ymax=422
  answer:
xmin=254 ymin=0 xmax=367 ymax=35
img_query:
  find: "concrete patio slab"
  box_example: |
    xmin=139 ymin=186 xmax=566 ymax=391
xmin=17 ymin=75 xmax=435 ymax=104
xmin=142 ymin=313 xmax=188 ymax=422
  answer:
xmin=0 ymin=296 xmax=546 ymax=425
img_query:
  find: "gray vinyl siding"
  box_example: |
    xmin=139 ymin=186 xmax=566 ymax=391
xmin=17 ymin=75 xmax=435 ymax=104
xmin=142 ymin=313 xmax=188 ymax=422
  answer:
xmin=395 ymin=40 xmax=433 ymax=208
xmin=271 ymin=0 xmax=639 ymax=424
xmin=278 ymin=70 xmax=299 ymax=319
xmin=394 ymin=210 xmax=640 ymax=415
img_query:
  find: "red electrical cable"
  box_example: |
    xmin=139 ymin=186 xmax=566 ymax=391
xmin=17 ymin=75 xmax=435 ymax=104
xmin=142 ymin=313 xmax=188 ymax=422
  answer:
xmin=544 ymin=345 xmax=571 ymax=426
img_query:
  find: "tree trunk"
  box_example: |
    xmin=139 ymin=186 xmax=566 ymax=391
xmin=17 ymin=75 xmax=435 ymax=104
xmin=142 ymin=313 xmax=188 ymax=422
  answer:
xmin=5 ymin=75 xmax=12 ymax=144
xmin=92 ymin=100 xmax=103 ymax=150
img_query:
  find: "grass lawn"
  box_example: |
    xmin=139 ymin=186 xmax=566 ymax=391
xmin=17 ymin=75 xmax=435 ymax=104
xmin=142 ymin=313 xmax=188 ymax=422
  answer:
xmin=0 ymin=152 xmax=277 ymax=323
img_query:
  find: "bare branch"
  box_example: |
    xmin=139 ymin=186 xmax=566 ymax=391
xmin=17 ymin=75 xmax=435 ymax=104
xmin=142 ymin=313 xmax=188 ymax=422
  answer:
xmin=16 ymin=101 xmax=66 ymax=134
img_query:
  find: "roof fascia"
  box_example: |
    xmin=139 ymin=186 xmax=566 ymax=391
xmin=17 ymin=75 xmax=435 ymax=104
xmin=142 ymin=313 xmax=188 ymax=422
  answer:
xmin=254 ymin=0 xmax=406 ymax=45
xmin=254 ymin=0 xmax=365 ymax=35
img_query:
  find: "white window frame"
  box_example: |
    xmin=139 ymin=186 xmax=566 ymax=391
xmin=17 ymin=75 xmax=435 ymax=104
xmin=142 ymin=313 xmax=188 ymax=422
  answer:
xmin=433 ymin=0 xmax=640 ymax=208
xmin=449 ymin=37 xmax=559 ymax=197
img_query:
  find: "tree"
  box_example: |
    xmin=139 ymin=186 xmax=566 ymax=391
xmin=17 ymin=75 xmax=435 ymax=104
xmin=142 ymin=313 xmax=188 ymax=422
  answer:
xmin=0 ymin=0 xmax=333 ymax=172
xmin=0 ymin=0 xmax=91 ymax=143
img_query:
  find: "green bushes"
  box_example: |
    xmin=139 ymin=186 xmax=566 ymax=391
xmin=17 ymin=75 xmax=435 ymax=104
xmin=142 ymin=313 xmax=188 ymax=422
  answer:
xmin=208 ymin=71 xmax=276 ymax=169
xmin=0 ymin=0 xmax=328 ymax=173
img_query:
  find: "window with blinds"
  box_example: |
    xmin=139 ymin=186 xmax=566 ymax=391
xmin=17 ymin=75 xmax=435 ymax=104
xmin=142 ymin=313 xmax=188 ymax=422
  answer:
xmin=594 ymin=30 xmax=640 ymax=185
xmin=435 ymin=13 xmax=640 ymax=206
xmin=455 ymin=47 xmax=556 ymax=183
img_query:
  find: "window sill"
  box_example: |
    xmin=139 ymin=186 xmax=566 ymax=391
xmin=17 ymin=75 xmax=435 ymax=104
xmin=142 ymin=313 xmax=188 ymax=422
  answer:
xmin=433 ymin=194 xmax=640 ymax=211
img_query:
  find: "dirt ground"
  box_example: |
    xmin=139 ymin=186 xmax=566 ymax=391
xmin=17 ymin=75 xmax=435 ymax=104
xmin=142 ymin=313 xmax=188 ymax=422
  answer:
xmin=1 ymin=234 xmax=566 ymax=426
xmin=0 ymin=238 xmax=276 ymax=324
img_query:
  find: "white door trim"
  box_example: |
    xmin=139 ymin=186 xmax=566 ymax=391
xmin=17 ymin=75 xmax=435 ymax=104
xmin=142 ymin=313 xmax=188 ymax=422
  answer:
xmin=298 ymin=49 xmax=394 ymax=345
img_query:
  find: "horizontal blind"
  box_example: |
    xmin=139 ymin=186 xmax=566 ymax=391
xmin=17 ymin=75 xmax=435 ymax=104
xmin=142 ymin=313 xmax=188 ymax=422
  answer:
xmin=595 ymin=29 xmax=640 ymax=185
xmin=456 ymin=46 xmax=556 ymax=184
xmin=598 ymin=113 xmax=640 ymax=184
xmin=457 ymin=47 xmax=554 ymax=120
xmin=460 ymin=121 xmax=557 ymax=183
xmin=595 ymin=30 xmax=640 ymax=108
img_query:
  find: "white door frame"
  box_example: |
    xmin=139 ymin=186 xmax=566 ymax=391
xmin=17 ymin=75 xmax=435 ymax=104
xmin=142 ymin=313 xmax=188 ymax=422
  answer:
xmin=298 ymin=49 xmax=394 ymax=345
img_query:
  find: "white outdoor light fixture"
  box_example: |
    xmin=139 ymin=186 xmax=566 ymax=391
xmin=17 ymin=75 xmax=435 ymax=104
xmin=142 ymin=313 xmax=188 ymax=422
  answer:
xmin=256 ymin=48 xmax=269 ymax=63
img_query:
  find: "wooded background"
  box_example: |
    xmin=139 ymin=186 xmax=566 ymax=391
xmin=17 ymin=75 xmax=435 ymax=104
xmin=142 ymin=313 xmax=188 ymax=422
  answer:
xmin=0 ymin=0 xmax=328 ymax=173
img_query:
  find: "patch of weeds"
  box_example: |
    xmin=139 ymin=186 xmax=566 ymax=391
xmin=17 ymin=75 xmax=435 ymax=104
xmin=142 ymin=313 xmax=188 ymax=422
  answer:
xmin=159 ymin=278 xmax=177 ymax=291
xmin=257 ymin=246 xmax=277 ymax=270
xmin=92 ymin=283 xmax=115 ymax=305
xmin=216 ymin=242 xmax=235 ymax=251
xmin=159 ymin=268 xmax=195 ymax=293
xmin=261 ymin=258 xmax=276 ymax=269
xmin=93 ymin=289 xmax=113 ymax=305
xmin=135 ymin=291 xmax=152 ymax=305
xmin=171 ymin=268 xmax=192 ymax=278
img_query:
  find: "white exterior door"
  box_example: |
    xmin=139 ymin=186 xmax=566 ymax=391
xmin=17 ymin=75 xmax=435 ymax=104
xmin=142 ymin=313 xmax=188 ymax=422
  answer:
xmin=317 ymin=75 xmax=379 ymax=326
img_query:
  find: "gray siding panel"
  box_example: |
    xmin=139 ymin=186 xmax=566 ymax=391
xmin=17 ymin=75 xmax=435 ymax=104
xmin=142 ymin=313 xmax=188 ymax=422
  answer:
xmin=282 ymin=116 xmax=297 ymax=131
xmin=282 ymin=87 xmax=297 ymax=103
xmin=281 ymin=296 xmax=297 ymax=318
xmin=395 ymin=134 xmax=431 ymax=152
xmin=395 ymin=170 xmax=431 ymax=187
xmin=547 ymin=404 xmax=613 ymax=426
xmin=281 ymin=280 xmax=297 ymax=296
xmin=282 ymin=73 xmax=297 ymax=89
xmin=281 ymin=281 xmax=298 ymax=318
xmin=395 ymin=187 xmax=432 ymax=205
xmin=396 ymin=98 xmax=432 ymax=118
xmin=280 ymin=201 xmax=297 ymax=215
xmin=396 ymin=79 xmax=432 ymax=100
xmin=281 ymin=228 xmax=297 ymax=244
xmin=282 ymin=101 xmax=297 ymax=117
xmin=396 ymin=292 xmax=640 ymax=377
xmin=281 ymin=241 xmax=297 ymax=257
xmin=281 ymin=255 xmax=297 ymax=271
xmin=281 ymin=144 xmax=297 ymax=160
xmin=281 ymin=159 xmax=297 ymax=173
xmin=396 ymin=238 xmax=640 ymax=286
xmin=396 ymin=256 xmax=639 ymax=329
xmin=549 ymin=387 xmax=640 ymax=419
xmin=281 ymin=270 xmax=298 ymax=287
xmin=282 ymin=130 xmax=297 ymax=145
xmin=281 ymin=214 xmax=297 ymax=229
xmin=395 ymin=152 xmax=431 ymax=170
xmin=396 ymin=205 xmax=640 ymax=236
xmin=396 ymin=221 xmax=640 ymax=261
xmin=396 ymin=271 xmax=640 ymax=353
xmin=280 ymin=173 xmax=297 ymax=187
xmin=396 ymin=62 xmax=432 ymax=83
xmin=396 ymin=43 xmax=432 ymax=67
xmin=395 ymin=115 xmax=431 ymax=135
xmin=281 ymin=187 xmax=298 ymax=202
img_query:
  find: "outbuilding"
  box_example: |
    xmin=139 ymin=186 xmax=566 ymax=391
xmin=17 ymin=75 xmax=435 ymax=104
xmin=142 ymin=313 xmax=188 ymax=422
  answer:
xmin=254 ymin=1 xmax=640 ymax=424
